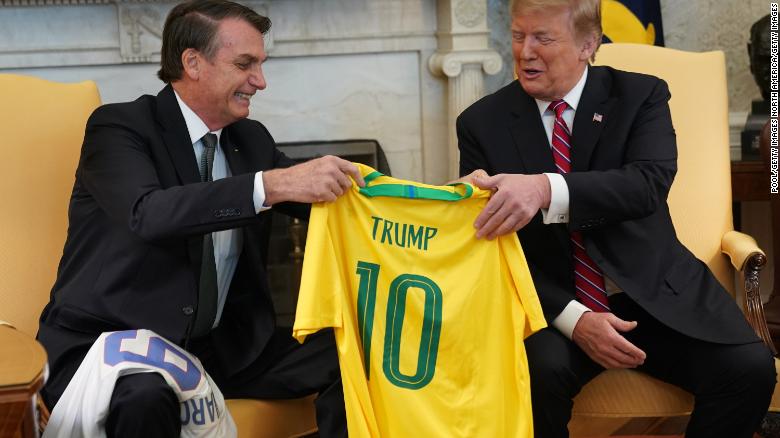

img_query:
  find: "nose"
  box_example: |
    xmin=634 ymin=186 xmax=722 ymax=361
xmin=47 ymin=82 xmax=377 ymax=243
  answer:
xmin=520 ymin=38 xmax=537 ymax=60
xmin=249 ymin=65 xmax=266 ymax=90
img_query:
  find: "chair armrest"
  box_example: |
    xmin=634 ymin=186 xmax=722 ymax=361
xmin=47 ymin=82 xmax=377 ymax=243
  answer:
xmin=721 ymin=231 xmax=775 ymax=354
xmin=722 ymin=230 xmax=765 ymax=271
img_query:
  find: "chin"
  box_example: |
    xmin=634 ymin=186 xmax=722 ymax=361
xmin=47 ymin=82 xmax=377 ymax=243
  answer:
xmin=518 ymin=80 xmax=542 ymax=99
xmin=230 ymin=108 xmax=250 ymax=121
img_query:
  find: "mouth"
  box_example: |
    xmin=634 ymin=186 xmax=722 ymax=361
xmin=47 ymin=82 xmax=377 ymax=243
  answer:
xmin=520 ymin=68 xmax=543 ymax=79
xmin=234 ymin=92 xmax=253 ymax=103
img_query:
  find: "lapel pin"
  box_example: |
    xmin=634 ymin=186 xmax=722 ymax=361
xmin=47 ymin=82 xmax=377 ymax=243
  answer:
xmin=592 ymin=113 xmax=603 ymax=123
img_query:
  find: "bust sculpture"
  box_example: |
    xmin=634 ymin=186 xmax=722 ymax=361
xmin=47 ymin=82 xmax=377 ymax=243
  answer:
xmin=748 ymin=14 xmax=771 ymax=102
xmin=742 ymin=14 xmax=772 ymax=159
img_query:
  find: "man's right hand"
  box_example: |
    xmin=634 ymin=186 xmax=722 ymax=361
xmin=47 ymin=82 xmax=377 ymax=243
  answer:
xmin=262 ymin=155 xmax=365 ymax=205
xmin=571 ymin=312 xmax=646 ymax=369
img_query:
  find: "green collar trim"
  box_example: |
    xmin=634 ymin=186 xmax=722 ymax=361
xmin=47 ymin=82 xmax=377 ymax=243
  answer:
xmin=358 ymin=171 xmax=473 ymax=201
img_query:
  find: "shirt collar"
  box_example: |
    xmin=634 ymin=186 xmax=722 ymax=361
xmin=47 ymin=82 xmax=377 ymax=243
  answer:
xmin=173 ymin=89 xmax=222 ymax=144
xmin=534 ymin=67 xmax=589 ymax=116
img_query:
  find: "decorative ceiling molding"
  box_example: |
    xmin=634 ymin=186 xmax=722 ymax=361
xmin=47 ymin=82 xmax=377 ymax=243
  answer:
xmin=1 ymin=0 xmax=169 ymax=6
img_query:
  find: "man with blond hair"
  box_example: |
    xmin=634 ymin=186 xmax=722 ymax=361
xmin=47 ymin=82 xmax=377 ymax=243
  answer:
xmin=457 ymin=0 xmax=775 ymax=436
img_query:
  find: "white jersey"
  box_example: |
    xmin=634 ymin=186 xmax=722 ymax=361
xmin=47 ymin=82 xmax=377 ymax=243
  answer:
xmin=44 ymin=329 xmax=236 ymax=438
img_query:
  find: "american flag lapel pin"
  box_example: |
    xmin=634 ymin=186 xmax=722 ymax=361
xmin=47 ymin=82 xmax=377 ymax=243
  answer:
xmin=592 ymin=112 xmax=603 ymax=123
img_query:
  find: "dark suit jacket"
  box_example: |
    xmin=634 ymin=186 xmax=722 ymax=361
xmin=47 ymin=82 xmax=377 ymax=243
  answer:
xmin=457 ymin=66 xmax=757 ymax=345
xmin=38 ymin=85 xmax=306 ymax=395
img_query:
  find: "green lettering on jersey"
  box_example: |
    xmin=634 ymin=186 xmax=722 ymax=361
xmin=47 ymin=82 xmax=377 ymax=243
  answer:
xmin=407 ymin=225 xmax=423 ymax=250
xmin=381 ymin=219 xmax=394 ymax=245
xmin=382 ymin=274 xmax=442 ymax=390
xmin=355 ymin=261 xmax=443 ymax=390
xmin=356 ymin=261 xmax=380 ymax=379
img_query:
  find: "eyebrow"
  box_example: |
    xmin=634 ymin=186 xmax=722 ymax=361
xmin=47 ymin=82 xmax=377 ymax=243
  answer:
xmin=235 ymin=54 xmax=265 ymax=63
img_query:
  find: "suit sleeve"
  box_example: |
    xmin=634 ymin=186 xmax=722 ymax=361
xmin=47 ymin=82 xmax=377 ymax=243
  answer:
xmin=457 ymin=111 xmax=492 ymax=177
xmin=252 ymin=121 xmax=311 ymax=221
xmin=79 ymin=105 xmax=260 ymax=242
xmin=564 ymin=79 xmax=677 ymax=231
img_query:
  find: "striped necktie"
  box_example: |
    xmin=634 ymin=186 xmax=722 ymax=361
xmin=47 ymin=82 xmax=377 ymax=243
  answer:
xmin=548 ymin=100 xmax=610 ymax=312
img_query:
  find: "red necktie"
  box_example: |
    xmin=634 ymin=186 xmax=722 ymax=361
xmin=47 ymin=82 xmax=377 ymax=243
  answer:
xmin=549 ymin=100 xmax=610 ymax=312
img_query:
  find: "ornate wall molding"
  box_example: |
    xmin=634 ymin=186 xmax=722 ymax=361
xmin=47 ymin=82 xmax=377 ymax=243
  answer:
xmin=118 ymin=4 xmax=163 ymax=63
xmin=454 ymin=0 xmax=484 ymax=28
xmin=1 ymin=0 xmax=165 ymax=5
xmin=430 ymin=0 xmax=500 ymax=179
xmin=428 ymin=50 xmax=502 ymax=78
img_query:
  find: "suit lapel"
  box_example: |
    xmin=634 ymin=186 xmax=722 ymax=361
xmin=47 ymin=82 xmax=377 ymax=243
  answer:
xmin=155 ymin=86 xmax=204 ymax=278
xmin=156 ymin=85 xmax=202 ymax=185
xmin=508 ymin=83 xmax=557 ymax=174
xmin=220 ymin=128 xmax=250 ymax=176
xmin=570 ymin=67 xmax=616 ymax=172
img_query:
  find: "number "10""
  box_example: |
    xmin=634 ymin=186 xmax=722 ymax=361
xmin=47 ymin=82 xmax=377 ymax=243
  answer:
xmin=356 ymin=261 xmax=443 ymax=390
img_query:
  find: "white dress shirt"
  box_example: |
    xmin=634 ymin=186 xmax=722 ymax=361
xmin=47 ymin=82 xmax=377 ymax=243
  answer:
xmin=532 ymin=69 xmax=621 ymax=338
xmin=174 ymin=91 xmax=270 ymax=327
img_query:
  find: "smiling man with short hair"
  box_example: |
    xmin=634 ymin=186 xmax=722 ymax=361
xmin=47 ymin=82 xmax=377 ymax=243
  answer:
xmin=37 ymin=1 xmax=356 ymax=436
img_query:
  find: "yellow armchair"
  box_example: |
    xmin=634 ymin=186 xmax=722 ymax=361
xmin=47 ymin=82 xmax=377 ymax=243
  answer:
xmin=0 ymin=74 xmax=101 ymax=337
xmin=0 ymin=73 xmax=100 ymax=437
xmin=0 ymin=74 xmax=316 ymax=437
xmin=567 ymin=43 xmax=777 ymax=435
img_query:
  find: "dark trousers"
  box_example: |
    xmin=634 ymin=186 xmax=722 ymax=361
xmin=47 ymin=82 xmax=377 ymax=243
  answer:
xmin=46 ymin=327 xmax=345 ymax=438
xmin=526 ymin=293 xmax=776 ymax=438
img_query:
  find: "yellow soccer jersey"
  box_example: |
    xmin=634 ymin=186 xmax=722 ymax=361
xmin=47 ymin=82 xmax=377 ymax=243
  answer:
xmin=293 ymin=164 xmax=546 ymax=438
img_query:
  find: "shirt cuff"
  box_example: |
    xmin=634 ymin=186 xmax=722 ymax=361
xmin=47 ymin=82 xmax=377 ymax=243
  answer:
xmin=253 ymin=171 xmax=272 ymax=213
xmin=551 ymin=300 xmax=591 ymax=339
xmin=540 ymin=172 xmax=570 ymax=224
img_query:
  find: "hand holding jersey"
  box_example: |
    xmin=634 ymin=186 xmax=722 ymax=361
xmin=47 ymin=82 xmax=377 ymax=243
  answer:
xmin=471 ymin=173 xmax=552 ymax=240
xmin=263 ymin=155 xmax=365 ymax=205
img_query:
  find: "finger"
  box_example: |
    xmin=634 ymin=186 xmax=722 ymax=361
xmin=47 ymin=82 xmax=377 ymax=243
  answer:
xmin=487 ymin=213 xmax=521 ymax=240
xmin=605 ymin=345 xmax=644 ymax=368
xmin=473 ymin=174 xmax=499 ymax=190
xmin=327 ymin=179 xmax=344 ymax=197
xmin=465 ymin=169 xmax=489 ymax=184
xmin=320 ymin=192 xmax=337 ymax=203
xmin=446 ymin=169 xmax=487 ymax=186
xmin=334 ymin=171 xmax=353 ymax=191
xmin=489 ymin=207 xmax=536 ymax=238
xmin=337 ymin=160 xmax=365 ymax=187
xmin=599 ymin=356 xmax=627 ymax=369
xmin=611 ymin=335 xmax=646 ymax=362
xmin=477 ymin=205 xmax=512 ymax=240
xmin=608 ymin=315 xmax=639 ymax=333
xmin=474 ymin=194 xmax=504 ymax=230
xmin=593 ymin=341 xmax=642 ymax=369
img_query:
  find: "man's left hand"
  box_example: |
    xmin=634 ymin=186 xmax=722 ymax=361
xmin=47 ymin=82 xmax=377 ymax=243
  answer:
xmin=572 ymin=312 xmax=646 ymax=369
xmin=472 ymin=173 xmax=551 ymax=239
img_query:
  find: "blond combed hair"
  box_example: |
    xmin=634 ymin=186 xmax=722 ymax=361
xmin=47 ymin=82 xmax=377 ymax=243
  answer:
xmin=510 ymin=0 xmax=602 ymax=59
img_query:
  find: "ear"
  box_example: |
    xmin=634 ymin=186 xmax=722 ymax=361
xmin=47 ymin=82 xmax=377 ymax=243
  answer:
xmin=579 ymin=34 xmax=597 ymax=62
xmin=181 ymin=48 xmax=201 ymax=80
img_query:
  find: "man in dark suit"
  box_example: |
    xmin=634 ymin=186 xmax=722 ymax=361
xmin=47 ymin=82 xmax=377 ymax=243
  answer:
xmin=36 ymin=1 xmax=359 ymax=436
xmin=457 ymin=0 xmax=775 ymax=436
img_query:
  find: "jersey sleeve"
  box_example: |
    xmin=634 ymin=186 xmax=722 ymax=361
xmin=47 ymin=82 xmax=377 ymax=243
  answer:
xmin=499 ymin=234 xmax=547 ymax=338
xmin=293 ymin=203 xmax=344 ymax=343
